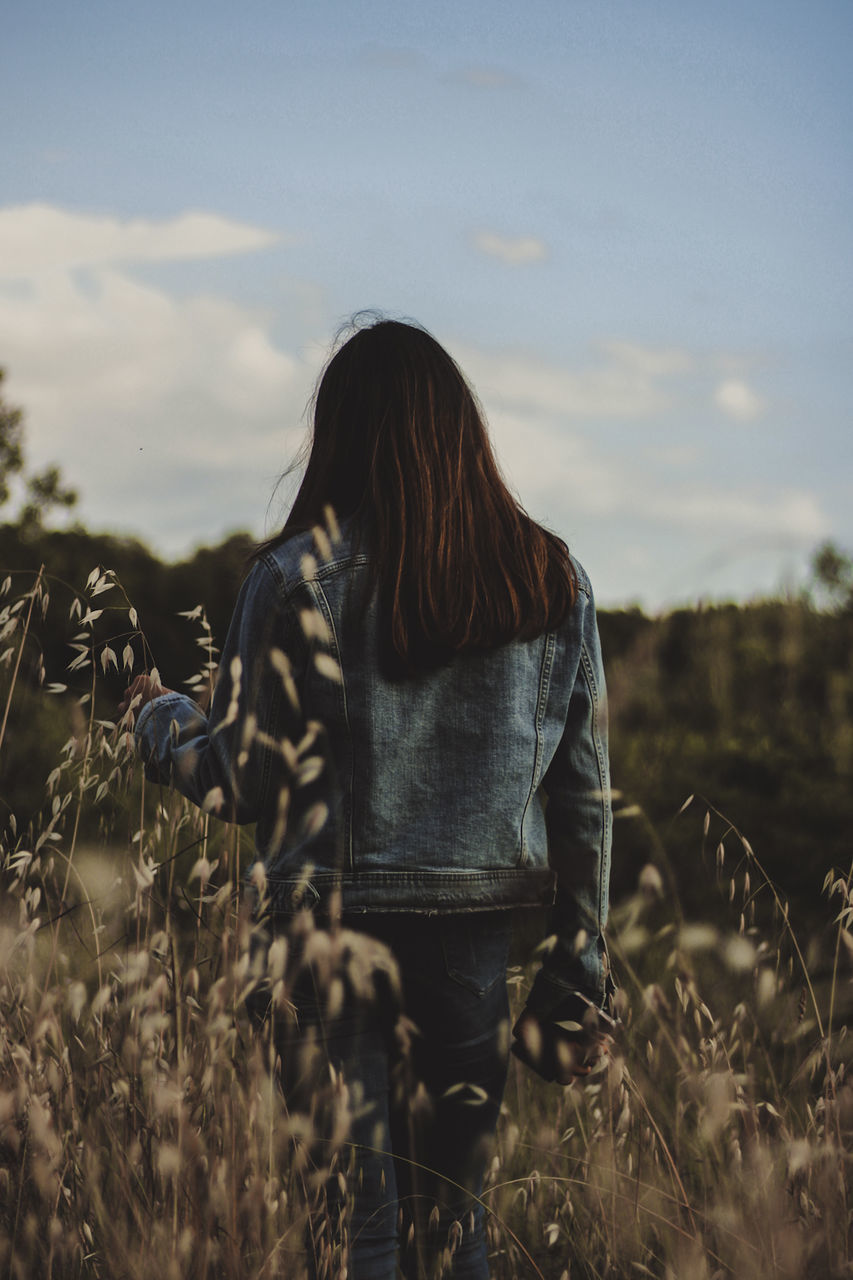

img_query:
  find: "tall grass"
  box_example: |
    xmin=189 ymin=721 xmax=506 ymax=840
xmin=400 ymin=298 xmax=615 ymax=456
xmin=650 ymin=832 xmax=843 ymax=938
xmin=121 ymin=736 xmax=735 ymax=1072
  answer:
xmin=0 ymin=562 xmax=850 ymax=1278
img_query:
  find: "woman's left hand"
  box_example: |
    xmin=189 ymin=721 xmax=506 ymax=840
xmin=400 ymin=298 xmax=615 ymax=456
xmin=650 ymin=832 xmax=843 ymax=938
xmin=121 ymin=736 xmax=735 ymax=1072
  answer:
xmin=118 ymin=673 xmax=173 ymax=720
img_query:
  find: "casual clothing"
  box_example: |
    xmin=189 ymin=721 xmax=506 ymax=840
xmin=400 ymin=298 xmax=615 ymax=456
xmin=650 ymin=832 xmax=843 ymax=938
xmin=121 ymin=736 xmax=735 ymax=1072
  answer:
xmin=134 ymin=519 xmax=613 ymax=1277
xmin=281 ymin=912 xmax=513 ymax=1280
xmin=135 ymin=520 xmax=612 ymax=1008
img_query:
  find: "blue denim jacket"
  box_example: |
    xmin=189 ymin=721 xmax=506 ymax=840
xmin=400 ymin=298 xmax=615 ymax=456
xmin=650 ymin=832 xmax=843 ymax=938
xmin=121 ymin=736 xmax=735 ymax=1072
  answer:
xmin=136 ymin=522 xmax=613 ymax=1009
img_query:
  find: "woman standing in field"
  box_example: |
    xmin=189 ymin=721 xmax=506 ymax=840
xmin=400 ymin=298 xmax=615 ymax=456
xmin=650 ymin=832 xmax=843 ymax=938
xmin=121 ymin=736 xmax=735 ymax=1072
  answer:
xmin=121 ymin=316 xmax=616 ymax=1280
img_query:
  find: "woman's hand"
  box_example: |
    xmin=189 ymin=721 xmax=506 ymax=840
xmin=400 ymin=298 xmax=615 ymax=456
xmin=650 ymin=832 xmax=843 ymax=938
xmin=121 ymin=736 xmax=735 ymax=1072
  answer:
xmin=118 ymin=673 xmax=173 ymax=721
xmin=511 ymin=1009 xmax=613 ymax=1083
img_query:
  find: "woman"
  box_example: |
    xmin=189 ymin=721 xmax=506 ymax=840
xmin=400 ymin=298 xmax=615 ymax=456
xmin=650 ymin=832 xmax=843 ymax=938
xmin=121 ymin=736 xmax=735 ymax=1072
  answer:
xmin=121 ymin=316 xmax=615 ymax=1280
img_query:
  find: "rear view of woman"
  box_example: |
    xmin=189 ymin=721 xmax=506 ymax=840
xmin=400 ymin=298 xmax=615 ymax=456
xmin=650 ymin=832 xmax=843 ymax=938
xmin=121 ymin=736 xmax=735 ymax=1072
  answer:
xmin=124 ymin=317 xmax=615 ymax=1279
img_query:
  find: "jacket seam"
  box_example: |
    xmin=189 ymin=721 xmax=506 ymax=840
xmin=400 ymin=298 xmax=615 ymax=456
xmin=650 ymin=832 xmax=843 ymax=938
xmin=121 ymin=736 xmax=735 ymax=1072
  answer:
xmin=266 ymin=868 xmax=550 ymax=882
xmin=262 ymin=548 xmax=371 ymax=600
xmin=254 ymin=664 xmax=280 ymax=820
xmin=251 ymin=596 xmax=290 ymax=821
xmin=312 ymin=578 xmax=354 ymax=872
xmin=580 ymin=639 xmax=609 ymax=935
xmin=518 ymin=631 xmax=556 ymax=866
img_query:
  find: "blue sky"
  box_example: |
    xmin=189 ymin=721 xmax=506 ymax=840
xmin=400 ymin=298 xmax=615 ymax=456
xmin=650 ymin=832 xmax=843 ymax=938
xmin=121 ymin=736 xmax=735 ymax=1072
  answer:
xmin=1 ymin=0 xmax=850 ymax=609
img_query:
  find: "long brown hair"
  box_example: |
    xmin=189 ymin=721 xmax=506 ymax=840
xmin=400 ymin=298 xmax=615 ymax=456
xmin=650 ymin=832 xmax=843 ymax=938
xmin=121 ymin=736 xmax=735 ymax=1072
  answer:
xmin=259 ymin=316 xmax=576 ymax=672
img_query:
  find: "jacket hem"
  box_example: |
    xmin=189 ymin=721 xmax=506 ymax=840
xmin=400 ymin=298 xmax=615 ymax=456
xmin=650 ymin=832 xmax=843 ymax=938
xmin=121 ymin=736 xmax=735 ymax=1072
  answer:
xmin=262 ymin=867 xmax=556 ymax=915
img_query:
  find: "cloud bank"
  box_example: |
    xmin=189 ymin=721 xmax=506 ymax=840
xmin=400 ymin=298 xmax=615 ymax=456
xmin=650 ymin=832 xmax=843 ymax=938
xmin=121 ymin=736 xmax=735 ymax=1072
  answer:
xmin=0 ymin=204 xmax=281 ymax=276
xmin=0 ymin=203 xmax=827 ymax=605
xmin=0 ymin=205 xmax=307 ymax=551
xmin=460 ymin=341 xmax=827 ymax=602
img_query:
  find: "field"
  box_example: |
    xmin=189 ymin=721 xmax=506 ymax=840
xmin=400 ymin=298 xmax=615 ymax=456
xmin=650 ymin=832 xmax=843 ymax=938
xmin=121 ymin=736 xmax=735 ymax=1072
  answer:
xmin=1 ymin=562 xmax=851 ymax=1279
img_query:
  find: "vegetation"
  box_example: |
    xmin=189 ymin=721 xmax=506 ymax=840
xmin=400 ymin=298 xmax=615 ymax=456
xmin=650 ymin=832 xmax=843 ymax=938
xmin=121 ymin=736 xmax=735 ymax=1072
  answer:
xmin=1 ymin=372 xmax=852 ymax=1276
xmin=0 ymin=543 xmax=850 ymax=1278
xmin=0 ymin=368 xmax=78 ymax=532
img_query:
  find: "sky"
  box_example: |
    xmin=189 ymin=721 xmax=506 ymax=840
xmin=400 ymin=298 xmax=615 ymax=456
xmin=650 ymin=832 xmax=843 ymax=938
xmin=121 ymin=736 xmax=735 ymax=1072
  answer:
xmin=1 ymin=0 xmax=851 ymax=611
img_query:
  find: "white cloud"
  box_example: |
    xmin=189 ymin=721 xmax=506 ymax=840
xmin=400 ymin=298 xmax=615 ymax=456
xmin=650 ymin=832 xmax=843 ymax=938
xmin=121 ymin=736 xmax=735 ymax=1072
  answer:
xmin=0 ymin=204 xmax=281 ymax=276
xmin=603 ymin=341 xmax=693 ymax=379
xmin=453 ymin=344 xmax=828 ymax=599
xmin=460 ymin=340 xmax=690 ymax=419
xmin=714 ymin=377 xmax=766 ymax=422
xmin=486 ymin=402 xmax=826 ymax=542
xmin=472 ymin=231 xmax=548 ymax=266
xmin=2 ymin=268 xmax=300 ymax=428
xmin=0 ymin=205 xmax=312 ymax=552
xmin=487 ymin=408 xmax=626 ymax=517
xmin=649 ymin=489 xmax=827 ymax=539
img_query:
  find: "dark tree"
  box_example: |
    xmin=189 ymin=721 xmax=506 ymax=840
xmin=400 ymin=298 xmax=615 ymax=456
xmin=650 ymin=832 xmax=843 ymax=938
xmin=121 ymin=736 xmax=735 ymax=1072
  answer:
xmin=0 ymin=367 xmax=77 ymax=527
xmin=0 ymin=368 xmax=25 ymax=507
xmin=811 ymin=540 xmax=853 ymax=611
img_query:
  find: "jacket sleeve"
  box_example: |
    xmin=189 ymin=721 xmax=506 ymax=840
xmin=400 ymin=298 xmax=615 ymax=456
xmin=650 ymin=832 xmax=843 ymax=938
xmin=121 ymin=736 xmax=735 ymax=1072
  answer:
xmin=526 ymin=580 xmax=614 ymax=1027
xmin=134 ymin=559 xmax=305 ymax=826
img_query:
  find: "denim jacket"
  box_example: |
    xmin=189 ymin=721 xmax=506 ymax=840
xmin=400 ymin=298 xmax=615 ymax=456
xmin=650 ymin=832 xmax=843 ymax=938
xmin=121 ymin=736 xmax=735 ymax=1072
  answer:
xmin=136 ymin=522 xmax=613 ymax=1011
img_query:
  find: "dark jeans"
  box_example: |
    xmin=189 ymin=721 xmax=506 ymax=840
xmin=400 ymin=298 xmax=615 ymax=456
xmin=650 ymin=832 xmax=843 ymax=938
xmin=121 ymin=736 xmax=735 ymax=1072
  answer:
xmin=276 ymin=911 xmax=513 ymax=1280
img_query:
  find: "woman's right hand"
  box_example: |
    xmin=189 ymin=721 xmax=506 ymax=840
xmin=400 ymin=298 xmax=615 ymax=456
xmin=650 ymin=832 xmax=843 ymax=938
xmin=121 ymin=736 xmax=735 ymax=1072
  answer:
xmin=118 ymin=673 xmax=173 ymax=721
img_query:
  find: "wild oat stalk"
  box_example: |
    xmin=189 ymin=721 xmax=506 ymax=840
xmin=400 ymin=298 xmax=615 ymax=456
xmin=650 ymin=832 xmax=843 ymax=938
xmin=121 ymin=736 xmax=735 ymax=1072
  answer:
xmin=0 ymin=553 xmax=851 ymax=1279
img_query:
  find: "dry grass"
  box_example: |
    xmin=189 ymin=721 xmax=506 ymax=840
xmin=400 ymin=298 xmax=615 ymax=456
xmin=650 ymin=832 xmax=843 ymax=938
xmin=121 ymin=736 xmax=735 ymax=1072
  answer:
xmin=0 ymin=562 xmax=851 ymax=1279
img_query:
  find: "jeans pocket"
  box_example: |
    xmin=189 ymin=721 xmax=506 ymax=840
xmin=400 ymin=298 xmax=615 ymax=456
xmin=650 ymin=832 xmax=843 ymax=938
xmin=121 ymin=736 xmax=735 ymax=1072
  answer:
xmin=440 ymin=913 xmax=513 ymax=998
